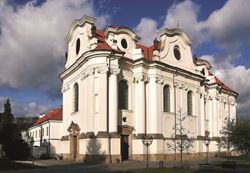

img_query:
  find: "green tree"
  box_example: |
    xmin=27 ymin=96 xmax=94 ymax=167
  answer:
xmin=218 ymin=118 xmax=234 ymax=160
xmin=219 ymin=118 xmax=250 ymax=159
xmin=0 ymin=99 xmax=30 ymax=159
xmin=0 ymin=99 xmax=17 ymax=148
xmin=231 ymin=118 xmax=250 ymax=157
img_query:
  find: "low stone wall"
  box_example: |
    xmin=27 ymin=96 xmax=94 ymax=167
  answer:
xmin=32 ymin=146 xmax=48 ymax=158
xmin=132 ymin=152 xmax=221 ymax=161
xmin=62 ymin=153 xmax=121 ymax=163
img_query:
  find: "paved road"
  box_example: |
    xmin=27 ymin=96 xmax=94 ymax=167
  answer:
xmin=1 ymin=159 xmax=250 ymax=173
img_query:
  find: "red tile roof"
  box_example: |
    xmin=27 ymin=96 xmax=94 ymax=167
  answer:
xmin=208 ymin=71 xmax=237 ymax=94
xmin=32 ymin=107 xmax=62 ymax=126
xmin=96 ymin=29 xmax=105 ymax=42
xmin=95 ymin=27 xmax=161 ymax=61
xmin=94 ymin=29 xmax=124 ymax=54
xmin=136 ymin=42 xmax=161 ymax=61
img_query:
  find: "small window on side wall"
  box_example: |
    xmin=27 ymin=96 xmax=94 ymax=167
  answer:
xmin=187 ymin=91 xmax=193 ymax=115
xmin=73 ymin=83 xmax=79 ymax=112
xmin=163 ymin=85 xmax=170 ymax=112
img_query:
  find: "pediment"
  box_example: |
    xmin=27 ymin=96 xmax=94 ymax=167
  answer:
xmin=65 ymin=16 xmax=96 ymax=43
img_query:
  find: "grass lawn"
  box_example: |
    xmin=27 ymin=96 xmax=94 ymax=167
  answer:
xmin=0 ymin=159 xmax=42 ymax=170
xmin=111 ymin=168 xmax=194 ymax=173
xmin=234 ymin=159 xmax=250 ymax=168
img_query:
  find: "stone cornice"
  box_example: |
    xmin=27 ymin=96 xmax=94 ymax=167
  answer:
xmin=60 ymin=50 xmax=123 ymax=80
xmin=134 ymin=74 xmax=148 ymax=83
xmin=104 ymin=25 xmax=141 ymax=42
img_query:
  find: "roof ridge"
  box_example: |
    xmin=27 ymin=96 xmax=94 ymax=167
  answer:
xmin=31 ymin=106 xmax=62 ymax=127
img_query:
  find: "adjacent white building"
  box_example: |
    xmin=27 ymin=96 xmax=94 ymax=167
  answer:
xmin=29 ymin=107 xmax=62 ymax=157
xmin=32 ymin=16 xmax=238 ymax=162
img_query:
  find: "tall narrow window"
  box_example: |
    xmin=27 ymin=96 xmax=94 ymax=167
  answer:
xmin=73 ymin=83 xmax=79 ymax=112
xmin=119 ymin=80 xmax=128 ymax=110
xmin=163 ymin=85 xmax=170 ymax=112
xmin=187 ymin=91 xmax=193 ymax=115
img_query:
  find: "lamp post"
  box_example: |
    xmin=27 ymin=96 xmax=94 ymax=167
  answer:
xmin=204 ymin=131 xmax=210 ymax=164
xmin=142 ymin=135 xmax=153 ymax=168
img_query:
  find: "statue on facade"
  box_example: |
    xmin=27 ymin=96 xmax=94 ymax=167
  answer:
xmin=91 ymin=25 xmax=96 ymax=38
xmin=153 ymin=38 xmax=159 ymax=51
xmin=67 ymin=121 xmax=80 ymax=135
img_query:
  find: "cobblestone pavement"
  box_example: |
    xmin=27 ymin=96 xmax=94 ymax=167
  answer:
xmin=1 ymin=159 xmax=250 ymax=173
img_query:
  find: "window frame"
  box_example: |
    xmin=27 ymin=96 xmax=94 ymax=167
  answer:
xmin=119 ymin=80 xmax=129 ymax=110
xmin=73 ymin=83 xmax=79 ymax=113
xmin=187 ymin=90 xmax=193 ymax=116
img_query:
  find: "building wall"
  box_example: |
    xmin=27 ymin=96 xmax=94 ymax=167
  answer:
xmin=59 ymin=16 xmax=238 ymax=160
xmin=28 ymin=120 xmax=62 ymax=156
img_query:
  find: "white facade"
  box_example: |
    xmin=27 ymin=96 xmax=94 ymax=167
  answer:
xmin=58 ymin=16 xmax=238 ymax=161
xmin=28 ymin=107 xmax=62 ymax=157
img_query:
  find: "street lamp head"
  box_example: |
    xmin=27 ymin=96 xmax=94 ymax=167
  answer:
xmin=142 ymin=134 xmax=153 ymax=146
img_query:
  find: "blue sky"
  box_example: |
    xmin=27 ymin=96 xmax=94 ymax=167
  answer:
xmin=0 ymin=0 xmax=250 ymax=117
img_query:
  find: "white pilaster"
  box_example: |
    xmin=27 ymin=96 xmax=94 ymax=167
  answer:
xmin=135 ymin=76 xmax=146 ymax=134
xmin=87 ymin=73 xmax=94 ymax=132
xmin=208 ymin=98 xmax=213 ymax=136
xmin=148 ymin=77 xmax=161 ymax=134
xmin=199 ymin=93 xmax=205 ymax=136
xmin=98 ymin=71 xmax=107 ymax=132
xmin=212 ymin=98 xmax=218 ymax=136
xmin=109 ymin=72 xmax=118 ymax=133
xmin=82 ymin=76 xmax=88 ymax=133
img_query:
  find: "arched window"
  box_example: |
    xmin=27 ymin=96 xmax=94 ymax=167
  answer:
xmin=187 ymin=91 xmax=193 ymax=115
xmin=73 ymin=83 xmax=79 ymax=112
xmin=119 ymin=80 xmax=128 ymax=110
xmin=163 ymin=85 xmax=170 ymax=112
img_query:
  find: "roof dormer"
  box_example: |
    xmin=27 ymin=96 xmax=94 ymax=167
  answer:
xmin=104 ymin=26 xmax=141 ymax=59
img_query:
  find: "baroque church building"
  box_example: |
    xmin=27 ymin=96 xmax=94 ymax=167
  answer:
xmin=31 ymin=16 xmax=238 ymax=162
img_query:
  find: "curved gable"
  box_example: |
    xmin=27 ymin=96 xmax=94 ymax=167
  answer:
xmin=65 ymin=16 xmax=96 ymax=43
xmin=158 ymin=28 xmax=196 ymax=73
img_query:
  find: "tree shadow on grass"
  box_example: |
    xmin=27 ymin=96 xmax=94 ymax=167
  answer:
xmin=84 ymin=137 xmax=106 ymax=164
xmin=0 ymin=158 xmax=43 ymax=170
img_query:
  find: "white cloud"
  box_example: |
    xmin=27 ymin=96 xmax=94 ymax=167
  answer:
xmin=164 ymin=0 xmax=206 ymax=47
xmin=135 ymin=0 xmax=206 ymax=47
xmin=135 ymin=18 xmax=158 ymax=46
xmin=0 ymin=0 xmax=109 ymax=98
xmin=203 ymin=0 xmax=250 ymax=50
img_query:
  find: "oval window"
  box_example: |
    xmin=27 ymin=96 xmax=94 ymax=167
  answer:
xmin=121 ymin=39 xmax=128 ymax=49
xmin=174 ymin=45 xmax=181 ymax=60
xmin=76 ymin=38 xmax=80 ymax=55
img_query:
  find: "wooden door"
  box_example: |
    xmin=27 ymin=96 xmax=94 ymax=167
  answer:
xmin=73 ymin=135 xmax=77 ymax=159
xmin=121 ymin=135 xmax=129 ymax=161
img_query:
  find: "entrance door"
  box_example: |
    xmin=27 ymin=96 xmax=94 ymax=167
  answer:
xmin=121 ymin=135 xmax=129 ymax=161
xmin=73 ymin=135 xmax=77 ymax=159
